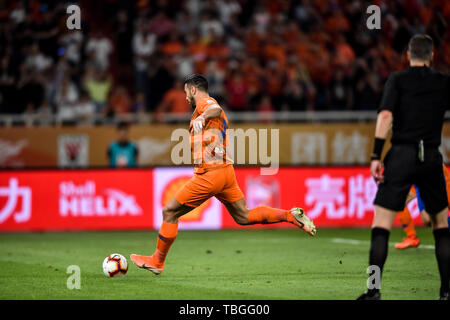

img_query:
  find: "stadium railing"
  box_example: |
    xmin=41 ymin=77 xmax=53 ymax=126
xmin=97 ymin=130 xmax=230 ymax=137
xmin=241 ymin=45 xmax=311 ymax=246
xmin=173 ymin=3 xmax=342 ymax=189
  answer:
xmin=1 ymin=111 xmax=449 ymax=127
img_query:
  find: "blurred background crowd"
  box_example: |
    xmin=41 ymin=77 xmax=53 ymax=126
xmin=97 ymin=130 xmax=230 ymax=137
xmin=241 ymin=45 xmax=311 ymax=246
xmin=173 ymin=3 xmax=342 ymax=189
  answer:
xmin=0 ymin=0 xmax=449 ymax=123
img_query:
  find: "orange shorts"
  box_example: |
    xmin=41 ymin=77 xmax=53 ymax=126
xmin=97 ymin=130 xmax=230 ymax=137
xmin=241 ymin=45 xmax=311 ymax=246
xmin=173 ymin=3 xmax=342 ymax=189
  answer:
xmin=175 ymin=164 xmax=244 ymax=208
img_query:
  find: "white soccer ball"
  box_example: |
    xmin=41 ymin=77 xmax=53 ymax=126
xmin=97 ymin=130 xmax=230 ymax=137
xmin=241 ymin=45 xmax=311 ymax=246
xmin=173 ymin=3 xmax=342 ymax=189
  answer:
xmin=103 ymin=253 xmax=128 ymax=278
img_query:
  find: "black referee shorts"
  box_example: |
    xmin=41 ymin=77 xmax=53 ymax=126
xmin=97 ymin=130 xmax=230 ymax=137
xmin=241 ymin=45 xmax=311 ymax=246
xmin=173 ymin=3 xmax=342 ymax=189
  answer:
xmin=374 ymin=144 xmax=448 ymax=214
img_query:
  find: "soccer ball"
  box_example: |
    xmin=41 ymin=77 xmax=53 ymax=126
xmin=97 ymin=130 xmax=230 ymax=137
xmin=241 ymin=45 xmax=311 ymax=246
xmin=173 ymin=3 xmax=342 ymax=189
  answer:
xmin=103 ymin=253 xmax=128 ymax=278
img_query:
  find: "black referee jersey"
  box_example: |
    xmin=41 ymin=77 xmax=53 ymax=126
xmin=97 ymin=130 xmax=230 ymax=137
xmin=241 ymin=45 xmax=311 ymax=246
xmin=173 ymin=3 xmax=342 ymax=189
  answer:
xmin=374 ymin=66 xmax=450 ymax=214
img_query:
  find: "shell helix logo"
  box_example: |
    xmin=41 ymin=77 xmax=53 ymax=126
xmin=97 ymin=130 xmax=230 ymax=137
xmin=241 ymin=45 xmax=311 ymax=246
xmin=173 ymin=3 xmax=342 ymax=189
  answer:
xmin=59 ymin=181 xmax=142 ymax=217
xmin=0 ymin=178 xmax=32 ymax=224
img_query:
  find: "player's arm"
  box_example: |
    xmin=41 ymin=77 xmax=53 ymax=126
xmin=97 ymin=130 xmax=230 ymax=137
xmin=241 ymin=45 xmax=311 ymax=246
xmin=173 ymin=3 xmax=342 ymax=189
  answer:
xmin=200 ymin=103 xmax=222 ymax=120
xmin=192 ymin=103 xmax=222 ymax=133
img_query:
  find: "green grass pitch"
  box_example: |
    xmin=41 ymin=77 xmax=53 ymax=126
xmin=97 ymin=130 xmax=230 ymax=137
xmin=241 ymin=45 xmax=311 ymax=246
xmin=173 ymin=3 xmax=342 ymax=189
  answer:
xmin=0 ymin=228 xmax=441 ymax=300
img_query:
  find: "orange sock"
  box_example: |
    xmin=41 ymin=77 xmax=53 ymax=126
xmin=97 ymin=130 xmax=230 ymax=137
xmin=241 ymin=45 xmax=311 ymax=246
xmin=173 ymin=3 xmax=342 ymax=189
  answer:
xmin=248 ymin=206 xmax=294 ymax=224
xmin=398 ymin=206 xmax=416 ymax=238
xmin=153 ymin=221 xmax=178 ymax=267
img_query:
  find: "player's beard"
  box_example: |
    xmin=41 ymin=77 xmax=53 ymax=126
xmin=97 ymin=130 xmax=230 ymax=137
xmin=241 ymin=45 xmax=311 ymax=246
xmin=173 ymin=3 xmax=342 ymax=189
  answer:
xmin=188 ymin=95 xmax=196 ymax=109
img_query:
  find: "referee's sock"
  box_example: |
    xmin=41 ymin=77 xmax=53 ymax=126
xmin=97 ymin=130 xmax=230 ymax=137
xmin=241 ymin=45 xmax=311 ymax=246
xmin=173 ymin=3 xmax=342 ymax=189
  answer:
xmin=368 ymin=227 xmax=390 ymax=295
xmin=433 ymin=228 xmax=450 ymax=296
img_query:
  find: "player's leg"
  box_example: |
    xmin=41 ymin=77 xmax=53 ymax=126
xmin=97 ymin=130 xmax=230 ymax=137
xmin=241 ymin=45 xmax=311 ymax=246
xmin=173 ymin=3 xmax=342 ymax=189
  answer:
xmin=395 ymin=206 xmax=420 ymax=249
xmin=221 ymin=197 xmax=316 ymax=235
xmin=154 ymin=198 xmax=194 ymax=266
xmin=130 ymin=198 xmax=195 ymax=274
xmin=419 ymin=210 xmax=432 ymax=226
xmin=130 ymin=175 xmax=211 ymax=274
xmin=215 ymin=166 xmax=316 ymax=235
xmin=395 ymin=187 xmax=420 ymax=249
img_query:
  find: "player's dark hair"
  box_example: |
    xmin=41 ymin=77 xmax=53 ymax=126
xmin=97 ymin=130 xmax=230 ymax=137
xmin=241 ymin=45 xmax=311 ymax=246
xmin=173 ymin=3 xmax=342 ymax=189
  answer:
xmin=117 ymin=121 xmax=129 ymax=130
xmin=408 ymin=34 xmax=433 ymax=61
xmin=184 ymin=74 xmax=208 ymax=92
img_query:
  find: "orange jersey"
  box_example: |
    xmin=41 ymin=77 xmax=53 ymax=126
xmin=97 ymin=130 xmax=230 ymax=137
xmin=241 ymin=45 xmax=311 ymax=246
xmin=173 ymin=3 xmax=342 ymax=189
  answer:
xmin=190 ymin=96 xmax=233 ymax=174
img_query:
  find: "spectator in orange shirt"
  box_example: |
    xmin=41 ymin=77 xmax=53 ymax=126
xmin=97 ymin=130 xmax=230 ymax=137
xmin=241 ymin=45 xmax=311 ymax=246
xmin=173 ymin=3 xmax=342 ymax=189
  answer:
xmin=283 ymin=21 xmax=302 ymax=47
xmin=162 ymin=31 xmax=183 ymax=56
xmin=335 ymin=35 xmax=356 ymax=67
xmin=264 ymin=35 xmax=287 ymax=70
xmin=157 ymin=79 xmax=190 ymax=115
xmin=187 ymin=31 xmax=208 ymax=74
xmin=325 ymin=8 xmax=350 ymax=35
xmin=207 ymin=34 xmax=231 ymax=60
xmin=242 ymin=57 xmax=263 ymax=93
xmin=107 ymin=86 xmax=132 ymax=115
xmin=245 ymin=25 xmax=262 ymax=57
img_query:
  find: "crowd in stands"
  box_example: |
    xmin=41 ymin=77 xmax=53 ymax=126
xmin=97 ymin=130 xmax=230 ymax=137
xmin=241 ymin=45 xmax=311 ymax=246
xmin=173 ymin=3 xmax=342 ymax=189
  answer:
xmin=0 ymin=0 xmax=449 ymax=123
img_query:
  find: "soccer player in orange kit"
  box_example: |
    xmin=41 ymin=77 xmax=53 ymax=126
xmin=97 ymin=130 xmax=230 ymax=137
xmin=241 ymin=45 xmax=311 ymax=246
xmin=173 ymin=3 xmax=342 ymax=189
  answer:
xmin=130 ymin=74 xmax=316 ymax=275
xmin=395 ymin=164 xmax=450 ymax=249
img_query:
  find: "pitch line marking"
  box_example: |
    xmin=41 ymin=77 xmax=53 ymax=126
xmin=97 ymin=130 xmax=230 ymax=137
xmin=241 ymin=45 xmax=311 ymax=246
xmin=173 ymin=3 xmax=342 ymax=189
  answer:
xmin=331 ymin=237 xmax=435 ymax=250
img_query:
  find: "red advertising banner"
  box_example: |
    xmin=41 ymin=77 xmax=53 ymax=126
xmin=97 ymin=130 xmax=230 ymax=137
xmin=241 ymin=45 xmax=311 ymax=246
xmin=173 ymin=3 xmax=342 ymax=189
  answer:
xmin=0 ymin=170 xmax=154 ymax=231
xmin=0 ymin=167 xmax=427 ymax=232
xmin=227 ymin=167 xmax=424 ymax=228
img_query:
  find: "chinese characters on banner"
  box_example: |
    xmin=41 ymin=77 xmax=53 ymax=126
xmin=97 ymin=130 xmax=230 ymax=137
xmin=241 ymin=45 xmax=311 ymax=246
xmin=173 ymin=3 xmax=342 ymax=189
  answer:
xmin=0 ymin=167 xmax=426 ymax=231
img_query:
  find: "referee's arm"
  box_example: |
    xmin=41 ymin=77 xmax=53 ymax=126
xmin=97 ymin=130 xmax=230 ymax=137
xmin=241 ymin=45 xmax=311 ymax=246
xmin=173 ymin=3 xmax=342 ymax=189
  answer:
xmin=371 ymin=111 xmax=393 ymax=183
xmin=370 ymin=75 xmax=396 ymax=183
xmin=374 ymin=110 xmax=393 ymax=140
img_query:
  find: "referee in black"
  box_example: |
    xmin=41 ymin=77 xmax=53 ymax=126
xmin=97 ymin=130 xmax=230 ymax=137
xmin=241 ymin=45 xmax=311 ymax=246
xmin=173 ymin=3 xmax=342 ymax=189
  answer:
xmin=358 ymin=34 xmax=450 ymax=300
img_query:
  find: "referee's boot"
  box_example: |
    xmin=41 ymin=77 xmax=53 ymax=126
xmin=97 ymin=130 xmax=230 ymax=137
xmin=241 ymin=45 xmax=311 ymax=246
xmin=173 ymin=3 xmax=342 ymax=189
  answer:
xmin=440 ymin=288 xmax=449 ymax=300
xmin=356 ymin=290 xmax=381 ymax=300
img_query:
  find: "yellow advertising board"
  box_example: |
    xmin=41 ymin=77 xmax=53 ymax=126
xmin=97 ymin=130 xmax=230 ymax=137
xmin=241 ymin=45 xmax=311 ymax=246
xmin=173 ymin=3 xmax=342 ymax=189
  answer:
xmin=1 ymin=122 xmax=450 ymax=167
